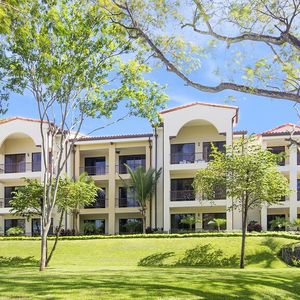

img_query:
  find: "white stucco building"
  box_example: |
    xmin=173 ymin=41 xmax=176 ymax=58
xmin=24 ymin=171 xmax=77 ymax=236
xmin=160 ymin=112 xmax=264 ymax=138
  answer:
xmin=0 ymin=102 xmax=299 ymax=235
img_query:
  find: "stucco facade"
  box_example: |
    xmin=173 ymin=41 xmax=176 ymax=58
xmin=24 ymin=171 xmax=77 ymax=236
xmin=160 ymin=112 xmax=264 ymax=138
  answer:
xmin=0 ymin=102 xmax=299 ymax=235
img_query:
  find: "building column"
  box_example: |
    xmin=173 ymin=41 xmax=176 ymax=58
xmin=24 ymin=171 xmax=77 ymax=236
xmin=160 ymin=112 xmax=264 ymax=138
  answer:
xmin=289 ymin=144 xmax=298 ymax=224
xmin=261 ymin=205 xmax=268 ymax=231
xmin=108 ymin=143 xmax=116 ymax=234
xmin=0 ymin=215 xmax=4 ymax=235
xmin=163 ymin=133 xmax=171 ymax=232
xmin=74 ymin=145 xmax=80 ymax=179
xmin=25 ymin=219 xmax=31 ymax=236
xmin=195 ymin=212 xmax=202 ymax=232
xmin=226 ymin=200 xmax=233 ymax=231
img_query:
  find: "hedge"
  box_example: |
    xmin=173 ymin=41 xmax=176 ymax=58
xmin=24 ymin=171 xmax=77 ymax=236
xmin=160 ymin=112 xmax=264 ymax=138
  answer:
xmin=1 ymin=231 xmax=300 ymax=241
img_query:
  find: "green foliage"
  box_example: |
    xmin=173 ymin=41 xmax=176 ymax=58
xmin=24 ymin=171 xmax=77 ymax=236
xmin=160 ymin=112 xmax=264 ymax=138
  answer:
xmin=0 ymin=0 xmax=167 ymax=122
xmin=193 ymin=136 xmax=290 ymax=209
xmin=208 ymin=218 xmax=227 ymax=232
xmin=6 ymin=226 xmax=24 ymax=236
xmin=270 ymin=217 xmax=290 ymax=231
xmin=292 ymin=218 xmax=300 ymax=231
xmin=10 ymin=174 xmax=99 ymax=219
xmin=180 ymin=216 xmax=201 ymax=230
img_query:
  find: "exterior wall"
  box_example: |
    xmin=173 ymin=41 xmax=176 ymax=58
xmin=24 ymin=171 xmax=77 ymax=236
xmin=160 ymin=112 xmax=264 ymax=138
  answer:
xmin=1 ymin=103 xmax=299 ymax=236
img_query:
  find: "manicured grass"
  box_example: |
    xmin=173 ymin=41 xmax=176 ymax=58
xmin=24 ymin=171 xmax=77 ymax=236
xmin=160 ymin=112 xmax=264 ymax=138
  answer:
xmin=0 ymin=236 xmax=299 ymax=299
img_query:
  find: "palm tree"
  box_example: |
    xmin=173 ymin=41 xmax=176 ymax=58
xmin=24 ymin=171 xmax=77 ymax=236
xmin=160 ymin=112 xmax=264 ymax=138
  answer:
xmin=124 ymin=164 xmax=162 ymax=233
xmin=269 ymin=217 xmax=290 ymax=231
xmin=208 ymin=218 xmax=227 ymax=232
xmin=292 ymin=218 xmax=300 ymax=231
xmin=180 ymin=216 xmax=201 ymax=231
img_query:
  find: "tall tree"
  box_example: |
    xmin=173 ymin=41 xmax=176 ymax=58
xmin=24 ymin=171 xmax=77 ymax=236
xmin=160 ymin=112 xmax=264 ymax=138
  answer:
xmin=193 ymin=137 xmax=290 ymax=268
xmin=0 ymin=0 xmax=167 ymax=271
xmin=10 ymin=173 xmax=99 ymax=266
xmin=123 ymin=164 xmax=161 ymax=233
xmin=107 ymin=0 xmax=300 ymax=103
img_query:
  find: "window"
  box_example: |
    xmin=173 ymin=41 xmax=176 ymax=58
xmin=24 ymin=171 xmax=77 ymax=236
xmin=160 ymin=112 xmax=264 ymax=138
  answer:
xmin=4 ymin=219 xmax=25 ymax=235
xmin=84 ymin=188 xmax=106 ymax=208
xmin=83 ymin=219 xmax=105 ymax=234
xmin=267 ymin=214 xmax=286 ymax=231
xmin=298 ymin=179 xmax=300 ymax=201
xmin=170 ymin=178 xmax=195 ymax=201
xmin=5 ymin=154 xmax=26 ymax=173
xmin=32 ymin=152 xmax=41 ymax=172
xmin=267 ymin=146 xmax=285 ymax=166
xmin=170 ymin=143 xmax=195 ymax=164
xmin=4 ymin=186 xmax=19 ymax=208
xmin=171 ymin=214 xmax=195 ymax=232
xmin=119 ymin=218 xmax=142 ymax=234
xmin=203 ymin=141 xmax=226 ymax=162
xmin=118 ymin=187 xmax=139 ymax=207
xmin=202 ymin=213 xmax=226 ymax=230
xmin=31 ymin=218 xmax=53 ymax=236
xmin=84 ymin=157 xmax=106 ymax=175
xmin=119 ymin=155 xmax=146 ymax=174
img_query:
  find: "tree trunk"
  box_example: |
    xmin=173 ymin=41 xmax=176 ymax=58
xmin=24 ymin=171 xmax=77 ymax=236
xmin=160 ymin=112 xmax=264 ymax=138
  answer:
xmin=142 ymin=215 xmax=146 ymax=233
xmin=240 ymin=208 xmax=248 ymax=269
xmin=74 ymin=209 xmax=79 ymax=235
xmin=40 ymin=226 xmax=48 ymax=271
xmin=46 ymin=210 xmax=64 ymax=267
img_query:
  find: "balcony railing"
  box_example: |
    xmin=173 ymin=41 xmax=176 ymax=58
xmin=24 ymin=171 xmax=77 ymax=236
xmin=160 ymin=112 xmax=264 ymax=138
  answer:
xmin=80 ymin=165 xmax=108 ymax=176
xmin=84 ymin=198 xmax=108 ymax=209
xmin=116 ymin=162 xmax=146 ymax=174
xmin=116 ymin=198 xmax=140 ymax=208
xmin=170 ymin=152 xmax=206 ymax=164
xmin=0 ymin=162 xmax=41 ymax=174
xmin=170 ymin=190 xmax=195 ymax=201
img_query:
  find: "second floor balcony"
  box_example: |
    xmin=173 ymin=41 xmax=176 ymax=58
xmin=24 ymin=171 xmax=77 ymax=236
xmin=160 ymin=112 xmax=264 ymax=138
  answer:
xmin=116 ymin=197 xmax=140 ymax=208
xmin=117 ymin=154 xmax=146 ymax=174
xmin=170 ymin=190 xmax=195 ymax=201
xmin=0 ymin=162 xmax=41 ymax=174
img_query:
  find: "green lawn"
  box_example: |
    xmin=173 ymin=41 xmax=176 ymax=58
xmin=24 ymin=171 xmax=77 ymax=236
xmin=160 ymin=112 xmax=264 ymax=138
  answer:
xmin=0 ymin=236 xmax=299 ymax=299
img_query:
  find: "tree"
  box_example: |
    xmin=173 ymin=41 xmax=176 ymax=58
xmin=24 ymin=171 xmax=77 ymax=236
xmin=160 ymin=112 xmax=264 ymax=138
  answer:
xmin=208 ymin=218 xmax=227 ymax=232
xmin=292 ymin=218 xmax=300 ymax=230
xmin=180 ymin=215 xmax=201 ymax=231
xmin=269 ymin=217 xmax=290 ymax=231
xmin=123 ymin=164 xmax=162 ymax=233
xmin=107 ymin=0 xmax=300 ymax=103
xmin=10 ymin=173 xmax=99 ymax=266
xmin=193 ymin=137 xmax=290 ymax=268
xmin=0 ymin=0 xmax=167 ymax=271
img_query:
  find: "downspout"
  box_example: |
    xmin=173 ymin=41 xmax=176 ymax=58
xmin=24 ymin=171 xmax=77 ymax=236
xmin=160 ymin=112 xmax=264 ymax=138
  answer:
xmin=231 ymin=112 xmax=237 ymax=231
xmin=148 ymin=136 xmax=153 ymax=229
xmin=154 ymin=128 xmax=158 ymax=228
xmin=64 ymin=140 xmax=68 ymax=230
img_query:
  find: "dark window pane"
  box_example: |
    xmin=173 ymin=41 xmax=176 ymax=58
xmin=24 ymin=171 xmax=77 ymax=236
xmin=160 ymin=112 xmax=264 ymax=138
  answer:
xmin=4 ymin=186 xmax=19 ymax=207
xmin=32 ymin=152 xmax=41 ymax=172
xmin=5 ymin=154 xmax=26 ymax=173
xmin=202 ymin=213 xmax=226 ymax=230
xmin=4 ymin=219 xmax=25 ymax=235
xmin=85 ymin=188 xmax=106 ymax=208
xmin=267 ymin=146 xmax=285 ymax=166
xmin=267 ymin=214 xmax=286 ymax=231
xmin=170 ymin=178 xmax=195 ymax=201
xmin=84 ymin=157 xmax=106 ymax=175
xmin=119 ymin=218 xmax=142 ymax=234
xmin=203 ymin=141 xmax=225 ymax=162
xmin=118 ymin=187 xmax=139 ymax=207
xmin=171 ymin=143 xmax=195 ymax=164
xmin=171 ymin=214 xmax=195 ymax=232
xmin=119 ymin=155 xmax=145 ymax=174
xmin=83 ymin=219 xmax=105 ymax=234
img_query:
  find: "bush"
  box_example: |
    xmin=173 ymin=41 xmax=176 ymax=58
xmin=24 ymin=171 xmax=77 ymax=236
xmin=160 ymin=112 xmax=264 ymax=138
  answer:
xmin=57 ymin=228 xmax=75 ymax=236
xmin=247 ymin=221 xmax=262 ymax=232
xmin=145 ymin=227 xmax=164 ymax=234
xmin=6 ymin=227 xmax=25 ymax=236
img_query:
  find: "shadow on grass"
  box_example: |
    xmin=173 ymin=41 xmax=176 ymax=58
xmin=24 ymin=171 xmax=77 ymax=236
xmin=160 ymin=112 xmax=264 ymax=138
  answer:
xmin=0 ymin=256 xmax=39 ymax=268
xmin=138 ymin=244 xmax=239 ymax=268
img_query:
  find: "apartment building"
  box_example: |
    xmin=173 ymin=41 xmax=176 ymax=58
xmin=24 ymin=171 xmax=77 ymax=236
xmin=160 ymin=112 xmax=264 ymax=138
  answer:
xmin=0 ymin=102 xmax=299 ymax=235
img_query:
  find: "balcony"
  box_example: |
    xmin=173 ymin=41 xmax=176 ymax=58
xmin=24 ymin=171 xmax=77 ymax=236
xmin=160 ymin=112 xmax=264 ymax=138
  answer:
xmin=170 ymin=190 xmax=195 ymax=201
xmin=118 ymin=155 xmax=146 ymax=174
xmin=80 ymin=165 xmax=108 ymax=176
xmin=116 ymin=198 xmax=140 ymax=208
xmin=84 ymin=198 xmax=107 ymax=209
xmin=170 ymin=152 xmax=205 ymax=164
xmin=0 ymin=162 xmax=41 ymax=174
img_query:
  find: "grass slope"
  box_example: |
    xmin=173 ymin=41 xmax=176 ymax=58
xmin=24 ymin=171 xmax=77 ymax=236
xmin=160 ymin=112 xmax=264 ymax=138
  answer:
xmin=0 ymin=236 xmax=299 ymax=299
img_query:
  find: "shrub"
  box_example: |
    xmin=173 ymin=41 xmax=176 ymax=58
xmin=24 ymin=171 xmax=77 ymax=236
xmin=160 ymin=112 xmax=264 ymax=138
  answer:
xmin=6 ymin=227 xmax=24 ymax=236
xmin=58 ymin=228 xmax=76 ymax=236
xmin=247 ymin=221 xmax=262 ymax=232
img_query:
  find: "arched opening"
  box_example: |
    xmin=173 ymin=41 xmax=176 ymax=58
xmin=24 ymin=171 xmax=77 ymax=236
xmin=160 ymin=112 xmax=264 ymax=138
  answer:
xmin=170 ymin=119 xmax=226 ymax=164
xmin=0 ymin=133 xmax=41 ymax=174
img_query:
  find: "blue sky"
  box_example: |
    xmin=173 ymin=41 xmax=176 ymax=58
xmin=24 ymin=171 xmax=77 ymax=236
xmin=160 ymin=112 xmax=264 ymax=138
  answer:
xmin=6 ymin=66 xmax=299 ymax=137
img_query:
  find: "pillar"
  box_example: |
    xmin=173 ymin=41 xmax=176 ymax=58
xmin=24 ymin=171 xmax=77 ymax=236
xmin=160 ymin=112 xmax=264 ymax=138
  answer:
xmin=289 ymin=144 xmax=297 ymax=224
xmin=226 ymin=200 xmax=233 ymax=231
xmin=163 ymin=133 xmax=171 ymax=232
xmin=108 ymin=143 xmax=116 ymax=234
xmin=25 ymin=219 xmax=31 ymax=236
xmin=0 ymin=215 xmax=4 ymax=235
xmin=261 ymin=205 xmax=268 ymax=231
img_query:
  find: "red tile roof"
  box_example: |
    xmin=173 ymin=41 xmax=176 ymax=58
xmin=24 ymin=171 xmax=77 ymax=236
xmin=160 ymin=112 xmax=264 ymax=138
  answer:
xmin=262 ymin=123 xmax=300 ymax=136
xmin=160 ymin=101 xmax=239 ymax=114
xmin=0 ymin=116 xmax=43 ymax=124
xmin=76 ymin=133 xmax=153 ymax=142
